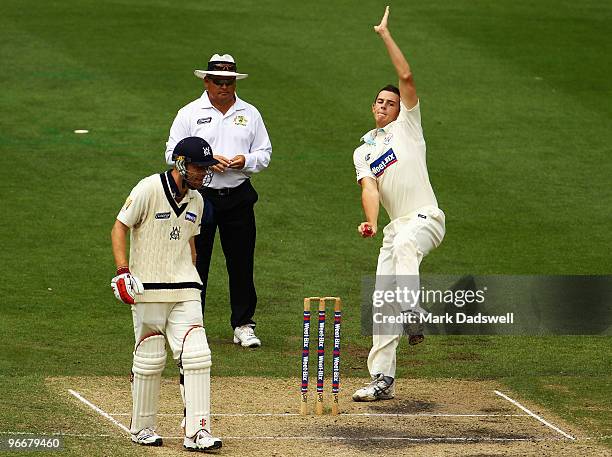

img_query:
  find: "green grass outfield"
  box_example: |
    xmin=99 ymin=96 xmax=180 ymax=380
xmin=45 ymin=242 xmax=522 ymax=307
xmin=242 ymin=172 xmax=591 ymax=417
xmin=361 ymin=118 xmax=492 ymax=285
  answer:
xmin=1 ymin=0 xmax=610 ymax=454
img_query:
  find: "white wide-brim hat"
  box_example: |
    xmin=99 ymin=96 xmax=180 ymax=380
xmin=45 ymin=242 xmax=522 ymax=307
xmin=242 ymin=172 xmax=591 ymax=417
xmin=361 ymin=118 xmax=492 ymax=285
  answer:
xmin=194 ymin=53 xmax=248 ymax=80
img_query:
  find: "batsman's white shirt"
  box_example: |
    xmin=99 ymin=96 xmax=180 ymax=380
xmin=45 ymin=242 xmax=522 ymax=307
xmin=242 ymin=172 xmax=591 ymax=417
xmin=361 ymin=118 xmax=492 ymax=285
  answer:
xmin=117 ymin=171 xmax=203 ymax=303
xmin=353 ymin=101 xmax=438 ymax=221
xmin=165 ymin=91 xmax=272 ymax=189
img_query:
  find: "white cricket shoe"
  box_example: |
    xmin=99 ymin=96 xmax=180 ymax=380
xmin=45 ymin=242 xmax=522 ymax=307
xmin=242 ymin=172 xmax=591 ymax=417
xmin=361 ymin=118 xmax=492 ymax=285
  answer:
xmin=352 ymin=374 xmax=395 ymax=402
xmin=233 ymin=325 xmax=261 ymax=348
xmin=183 ymin=429 xmax=222 ymax=452
xmin=131 ymin=427 xmax=163 ymax=446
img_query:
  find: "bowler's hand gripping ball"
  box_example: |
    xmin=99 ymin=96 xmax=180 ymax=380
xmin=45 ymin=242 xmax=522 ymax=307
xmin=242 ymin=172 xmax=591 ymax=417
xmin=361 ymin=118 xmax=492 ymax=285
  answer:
xmin=363 ymin=224 xmax=374 ymax=237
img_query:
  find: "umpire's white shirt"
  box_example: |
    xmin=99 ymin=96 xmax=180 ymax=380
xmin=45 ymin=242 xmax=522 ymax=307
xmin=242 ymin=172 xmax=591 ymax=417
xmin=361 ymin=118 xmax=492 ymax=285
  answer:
xmin=165 ymin=91 xmax=272 ymax=189
xmin=353 ymin=101 xmax=438 ymax=221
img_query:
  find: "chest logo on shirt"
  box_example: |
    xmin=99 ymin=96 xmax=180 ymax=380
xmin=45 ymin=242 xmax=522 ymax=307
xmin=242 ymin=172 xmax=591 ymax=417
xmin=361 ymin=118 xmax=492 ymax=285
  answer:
xmin=185 ymin=211 xmax=197 ymax=223
xmin=370 ymin=148 xmax=398 ymax=178
xmin=383 ymin=133 xmax=393 ymax=145
xmin=155 ymin=212 xmax=171 ymax=220
xmin=197 ymin=117 xmax=212 ymax=125
xmin=234 ymin=115 xmax=248 ymax=126
xmin=170 ymin=226 xmax=181 ymax=240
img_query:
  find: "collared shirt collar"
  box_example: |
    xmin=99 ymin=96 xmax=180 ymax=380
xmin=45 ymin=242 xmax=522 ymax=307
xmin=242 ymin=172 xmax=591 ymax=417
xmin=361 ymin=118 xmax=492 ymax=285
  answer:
xmin=200 ymin=91 xmax=247 ymax=114
xmin=165 ymin=170 xmax=191 ymax=202
xmin=360 ymin=126 xmax=389 ymax=146
xmin=165 ymin=170 xmax=180 ymax=197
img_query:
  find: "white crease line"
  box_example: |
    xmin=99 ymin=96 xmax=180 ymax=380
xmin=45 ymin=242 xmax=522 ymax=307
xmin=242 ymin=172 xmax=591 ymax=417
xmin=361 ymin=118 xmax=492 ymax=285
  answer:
xmin=494 ymin=390 xmax=575 ymax=440
xmin=159 ymin=435 xmax=555 ymax=442
xmin=0 ymin=431 xmax=111 ymax=438
xmin=0 ymin=431 xmax=558 ymax=442
xmin=339 ymin=413 xmax=528 ymax=418
xmin=67 ymin=387 xmax=569 ymax=443
xmin=108 ymin=412 xmax=528 ymax=418
xmin=67 ymin=389 xmax=130 ymax=435
xmin=583 ymin=435 xmax=612 ymax=441
xmin=109 ymin=413 xmax=182 ymax=417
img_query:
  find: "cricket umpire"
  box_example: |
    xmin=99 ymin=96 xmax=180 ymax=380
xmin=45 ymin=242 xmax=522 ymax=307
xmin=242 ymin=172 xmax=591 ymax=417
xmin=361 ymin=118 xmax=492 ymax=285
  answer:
xmin=352 ymin=7 xmax=446 ymax=402
xmin=110 ymin=137 xmax=222 ymax=450
xmin=165 ymin=54 xmax=272 ymax=348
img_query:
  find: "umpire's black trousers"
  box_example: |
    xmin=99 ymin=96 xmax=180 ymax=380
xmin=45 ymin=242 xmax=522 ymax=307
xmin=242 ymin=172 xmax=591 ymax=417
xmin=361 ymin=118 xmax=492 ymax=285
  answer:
xmin=196 ymin=179 xmax=258 ymax=329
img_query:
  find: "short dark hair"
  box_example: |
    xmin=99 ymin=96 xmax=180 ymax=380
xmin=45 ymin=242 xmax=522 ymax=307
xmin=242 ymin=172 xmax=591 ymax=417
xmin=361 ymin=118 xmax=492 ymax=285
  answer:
xmin=373 ymin=84 xmax=400 ymax=103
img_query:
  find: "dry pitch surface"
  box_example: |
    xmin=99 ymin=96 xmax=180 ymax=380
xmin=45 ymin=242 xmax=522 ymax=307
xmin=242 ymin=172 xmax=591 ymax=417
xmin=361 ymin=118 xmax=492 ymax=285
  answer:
xmin=44 ymin=376 xmax=608 ymax=456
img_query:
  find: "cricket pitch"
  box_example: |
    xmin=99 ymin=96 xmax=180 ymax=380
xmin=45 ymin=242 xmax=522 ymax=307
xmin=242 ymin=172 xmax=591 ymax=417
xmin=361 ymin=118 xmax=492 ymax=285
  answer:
xmin=44 ymin=376 xmax=608 ymax=456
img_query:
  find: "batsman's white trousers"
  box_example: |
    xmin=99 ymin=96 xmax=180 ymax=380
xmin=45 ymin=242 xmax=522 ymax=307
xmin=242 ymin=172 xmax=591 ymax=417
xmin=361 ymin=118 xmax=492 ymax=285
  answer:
xmin=368 ymin=205 xmax=445 ymax=378
xmin=130 ymin=300 xmax=212 ymax=436
xmin=132 ymin=300 xmax=203 ymax=359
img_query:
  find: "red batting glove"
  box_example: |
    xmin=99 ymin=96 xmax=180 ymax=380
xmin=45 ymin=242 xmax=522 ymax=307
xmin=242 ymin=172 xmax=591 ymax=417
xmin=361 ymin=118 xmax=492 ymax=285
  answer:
xmin=111 ymin=267 xmax=144 ymax=304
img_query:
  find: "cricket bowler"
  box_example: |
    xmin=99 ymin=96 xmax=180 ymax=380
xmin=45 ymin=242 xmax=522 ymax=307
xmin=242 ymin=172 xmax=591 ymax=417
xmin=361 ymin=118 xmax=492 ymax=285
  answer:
xmin=110 ymin=136 xmax=223 ymax=450
xmin=352 ymin=6 xmax=446 ymax=401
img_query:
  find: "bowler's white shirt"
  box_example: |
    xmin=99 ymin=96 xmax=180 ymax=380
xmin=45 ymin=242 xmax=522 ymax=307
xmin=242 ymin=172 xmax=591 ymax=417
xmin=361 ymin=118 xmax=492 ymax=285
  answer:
xmin=165 ymin=92 xmax=272 ymax=189
xmin=353 ymin=101 xmax=438 ymax=221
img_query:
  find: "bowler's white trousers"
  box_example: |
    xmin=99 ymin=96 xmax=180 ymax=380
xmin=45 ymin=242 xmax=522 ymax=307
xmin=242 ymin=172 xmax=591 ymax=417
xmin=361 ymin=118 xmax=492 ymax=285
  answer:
xmin=368 ymin=205 xmax=445 ymax=378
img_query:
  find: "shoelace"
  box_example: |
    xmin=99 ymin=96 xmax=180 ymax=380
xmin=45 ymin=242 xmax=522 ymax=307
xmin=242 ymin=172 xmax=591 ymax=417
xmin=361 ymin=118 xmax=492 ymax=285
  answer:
xmin=373 ymin=380 xmax=391 ymax=395
xmin=366 ymin=377 xmax=392 ymax=394
xmin=187 ymin=429 xmax=209 ymax=442
xmin=359 ymin=378 xmax=387 ymax=388
xmin=139 ymin=428 xmax=155 ymax=439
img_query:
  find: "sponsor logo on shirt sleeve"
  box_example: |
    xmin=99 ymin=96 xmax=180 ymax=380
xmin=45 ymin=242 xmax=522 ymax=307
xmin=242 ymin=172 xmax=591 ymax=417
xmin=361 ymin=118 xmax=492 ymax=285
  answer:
xmin=370 ymin=148 xmax=398 ymax=177
xmin=185 ymin=211 xmax=197 ymax=223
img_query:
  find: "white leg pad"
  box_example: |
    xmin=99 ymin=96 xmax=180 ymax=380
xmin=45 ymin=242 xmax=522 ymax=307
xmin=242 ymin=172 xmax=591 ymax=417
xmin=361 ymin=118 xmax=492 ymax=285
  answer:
xmin=130 ymin=334 xmax=166 ymax=434
xmin=180 ymin=326 xmax=212 ymax=437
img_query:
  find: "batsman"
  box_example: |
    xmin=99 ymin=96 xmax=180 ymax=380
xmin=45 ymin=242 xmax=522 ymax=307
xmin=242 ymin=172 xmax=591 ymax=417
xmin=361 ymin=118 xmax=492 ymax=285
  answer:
xmin=352 ymin=7 xmax=446 ymax=402
xmin=110 ymin=137 xmax=222 ymax=451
